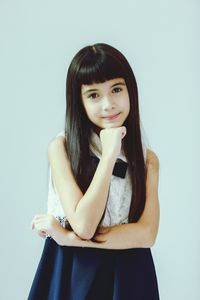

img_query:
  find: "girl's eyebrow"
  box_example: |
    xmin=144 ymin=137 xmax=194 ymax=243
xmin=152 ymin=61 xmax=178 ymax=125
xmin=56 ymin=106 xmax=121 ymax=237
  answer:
xmin=82 ymin=82 xmax=126 ymax=95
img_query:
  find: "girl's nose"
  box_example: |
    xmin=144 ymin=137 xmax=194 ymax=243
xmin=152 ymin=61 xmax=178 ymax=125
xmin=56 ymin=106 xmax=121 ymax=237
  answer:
xmin=102 ymin=96 xmax=115 ymax=111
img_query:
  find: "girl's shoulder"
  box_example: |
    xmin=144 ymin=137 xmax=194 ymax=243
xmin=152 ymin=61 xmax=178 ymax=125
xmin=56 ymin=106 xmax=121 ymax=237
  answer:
xmin=48 ymin=130 xmax=66 ymax=155
xmin=49 ymin=130 xmax=66 ymax=144
xmin=55 ymin=130 xmax=65 ymax=139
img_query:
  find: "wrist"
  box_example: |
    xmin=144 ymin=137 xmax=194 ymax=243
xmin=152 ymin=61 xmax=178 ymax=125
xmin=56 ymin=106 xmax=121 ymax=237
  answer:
xmin=59 ymin=230 xmax=77 ymax=246
xmin=50 ymin=226 xmax=68 ymax=246
xmin=101 ymin=154 xmax=116 ymax=165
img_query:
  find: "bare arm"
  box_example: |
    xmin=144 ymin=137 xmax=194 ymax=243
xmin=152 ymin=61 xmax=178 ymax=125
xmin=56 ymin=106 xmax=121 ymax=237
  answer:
xmin=55 ymin=222 xmax=151 ymax=249
xmin=55 ymin=149 xmax=160 ymax=249
xmin=48 ymin=127 xmax=126 ymax=240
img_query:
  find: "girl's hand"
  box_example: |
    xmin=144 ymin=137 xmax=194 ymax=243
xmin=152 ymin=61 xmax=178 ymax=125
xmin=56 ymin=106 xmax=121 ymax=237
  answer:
xmin=97 ymin=226 xmax=110 ymax=234
xmin=100 ymin=126 xmax=126 ymax=160
xmin=31 ymin=214 xmax=64 ymax=244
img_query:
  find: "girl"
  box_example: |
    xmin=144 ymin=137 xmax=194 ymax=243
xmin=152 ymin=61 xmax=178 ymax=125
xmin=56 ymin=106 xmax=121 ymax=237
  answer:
xmin=28 ymin=43 xmax=160 ymax=300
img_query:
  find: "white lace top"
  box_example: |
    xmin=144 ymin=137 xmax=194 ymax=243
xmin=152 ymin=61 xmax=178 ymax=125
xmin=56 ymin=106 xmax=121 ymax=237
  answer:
xmin=47 ymin=130 xmax=147 ymax=228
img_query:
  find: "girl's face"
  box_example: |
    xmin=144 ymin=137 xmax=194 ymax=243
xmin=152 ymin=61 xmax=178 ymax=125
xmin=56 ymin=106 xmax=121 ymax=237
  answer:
xmin=81 ymin=78 xmax=130 ymax=130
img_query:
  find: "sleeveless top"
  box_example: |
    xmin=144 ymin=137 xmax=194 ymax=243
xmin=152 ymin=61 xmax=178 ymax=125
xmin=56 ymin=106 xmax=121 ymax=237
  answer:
xmin=47 ymin=130 xmax=147 ymax=228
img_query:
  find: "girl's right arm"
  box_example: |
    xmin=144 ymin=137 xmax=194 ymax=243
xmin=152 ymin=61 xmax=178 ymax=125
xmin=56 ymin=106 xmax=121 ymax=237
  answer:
xmin=48 ymin=127 xmax=126 ymax=240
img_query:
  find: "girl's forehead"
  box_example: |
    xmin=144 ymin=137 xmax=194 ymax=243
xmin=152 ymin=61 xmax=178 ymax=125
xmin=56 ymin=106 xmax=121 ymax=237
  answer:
xmin=81 ymin=77 xmax=126 ymax=93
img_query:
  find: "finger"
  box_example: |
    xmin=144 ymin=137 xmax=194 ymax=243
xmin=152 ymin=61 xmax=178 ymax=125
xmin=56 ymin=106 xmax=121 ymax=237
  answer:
xmin=33 ymin=221 xmax=46 ymax=233
xmin=33 ymin=214 xmax=47 ymax=219
xmin=30 ymin=218 xmax=38 ymax=230
xmin=38 ymin=231 xmax=46 ymax=238
xmin=38 ymin=234 xmax=46 ymax=239
xmin=30 ymin=221 xmax=34 ymax=230
xmin=31 ymin=214 xmax=47 ymax=226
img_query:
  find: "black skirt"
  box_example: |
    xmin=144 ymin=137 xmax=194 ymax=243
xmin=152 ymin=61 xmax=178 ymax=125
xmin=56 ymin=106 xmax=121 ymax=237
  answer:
xmin=28 ymin=237 xmax=159 ymax=300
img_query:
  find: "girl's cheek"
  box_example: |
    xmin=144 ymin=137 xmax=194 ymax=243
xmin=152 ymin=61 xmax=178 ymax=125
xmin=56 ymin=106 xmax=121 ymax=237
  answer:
xmin=88 ymin=106 xmax=98 ymax=116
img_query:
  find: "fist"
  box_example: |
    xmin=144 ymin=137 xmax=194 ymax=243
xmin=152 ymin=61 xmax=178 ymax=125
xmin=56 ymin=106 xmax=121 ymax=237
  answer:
xmin=31 ymin=214 xmax=61 ymax=238
xmin=100 ymin=126 xmax=127 ymax=159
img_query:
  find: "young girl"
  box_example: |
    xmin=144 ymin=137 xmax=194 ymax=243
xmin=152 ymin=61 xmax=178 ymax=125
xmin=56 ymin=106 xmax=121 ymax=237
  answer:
xmin=28 ymin=43 xmax=160 ymax=300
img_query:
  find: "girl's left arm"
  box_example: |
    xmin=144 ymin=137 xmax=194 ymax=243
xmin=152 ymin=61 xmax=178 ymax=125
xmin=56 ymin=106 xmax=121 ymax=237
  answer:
xmin=32 ymin=149 xmax=160 ymax=249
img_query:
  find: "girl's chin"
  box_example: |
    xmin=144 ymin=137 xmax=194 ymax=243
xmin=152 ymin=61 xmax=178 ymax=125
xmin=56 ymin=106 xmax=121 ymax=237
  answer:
xmin=101 ymin=121 xmax=124 ymax=128
xmin=104 ymin=124 xmax=121 ymax=128
xmin=91 ymin=121 xmax=124 ymax=135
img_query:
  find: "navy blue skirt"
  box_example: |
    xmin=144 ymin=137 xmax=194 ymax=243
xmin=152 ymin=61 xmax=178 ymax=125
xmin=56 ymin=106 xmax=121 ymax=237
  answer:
xmin=28 ymin=237 xmax=159 ymax=300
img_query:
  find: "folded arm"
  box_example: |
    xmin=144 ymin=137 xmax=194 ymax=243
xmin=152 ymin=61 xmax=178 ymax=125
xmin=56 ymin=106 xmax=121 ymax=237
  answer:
xmin=48 ymin=136 xmax=115 ymax=240
xmin=54 ymin=149 xmax=160 ymax=249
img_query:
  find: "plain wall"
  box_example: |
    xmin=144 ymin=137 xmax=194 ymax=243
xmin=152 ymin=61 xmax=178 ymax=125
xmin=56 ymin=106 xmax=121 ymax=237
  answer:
xmin=0 ymin=0 xmax=199 ymax=299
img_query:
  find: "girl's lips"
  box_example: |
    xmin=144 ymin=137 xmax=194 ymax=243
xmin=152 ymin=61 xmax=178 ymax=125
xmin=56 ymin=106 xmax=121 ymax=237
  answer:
xmin=102 ymin=113 xmax=121 ymax=120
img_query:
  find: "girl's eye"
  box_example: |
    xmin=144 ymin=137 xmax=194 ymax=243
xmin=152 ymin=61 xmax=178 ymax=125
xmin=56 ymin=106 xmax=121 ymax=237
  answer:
xmin=112 ymin=87 xmax=122 ymax=93
xmin=88 ymin=93 xmax=99 ymax=100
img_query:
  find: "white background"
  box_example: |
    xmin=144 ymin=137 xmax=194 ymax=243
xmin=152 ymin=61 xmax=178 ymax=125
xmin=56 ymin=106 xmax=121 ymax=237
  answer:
xmin=0 ymin=0 xmax=199 ymax=299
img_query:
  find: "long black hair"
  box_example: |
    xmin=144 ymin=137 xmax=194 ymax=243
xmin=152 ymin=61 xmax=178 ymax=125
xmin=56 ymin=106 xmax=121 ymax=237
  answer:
xmin=63 ymin=43 xmax=146 ymax=242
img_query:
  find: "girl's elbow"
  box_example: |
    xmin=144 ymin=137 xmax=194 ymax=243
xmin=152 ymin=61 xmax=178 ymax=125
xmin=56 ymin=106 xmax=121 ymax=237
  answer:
xmin=146 ymin=236 xmax=155 ymax=248
xmin=75 ymin=224 xmax=94 ymax=240
xmin=143 ymin=226 xmax=156 ymax=248
xmin=68 ymin=214 xmax=95 ymax=240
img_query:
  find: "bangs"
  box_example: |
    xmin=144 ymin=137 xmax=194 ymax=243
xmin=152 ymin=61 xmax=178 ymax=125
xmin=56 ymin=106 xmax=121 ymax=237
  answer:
xmin=76 ymin=53 xmax=126 ymax=85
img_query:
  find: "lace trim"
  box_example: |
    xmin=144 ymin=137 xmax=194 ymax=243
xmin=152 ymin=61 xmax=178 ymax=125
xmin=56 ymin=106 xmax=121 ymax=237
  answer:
xmin=57 ymin=215 xmax=73 ymax=228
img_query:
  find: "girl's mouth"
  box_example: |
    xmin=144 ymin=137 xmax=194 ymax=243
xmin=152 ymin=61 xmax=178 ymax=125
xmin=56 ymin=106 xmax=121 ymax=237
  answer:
xmin=102 ymin=113 xmax=121 ymax=121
